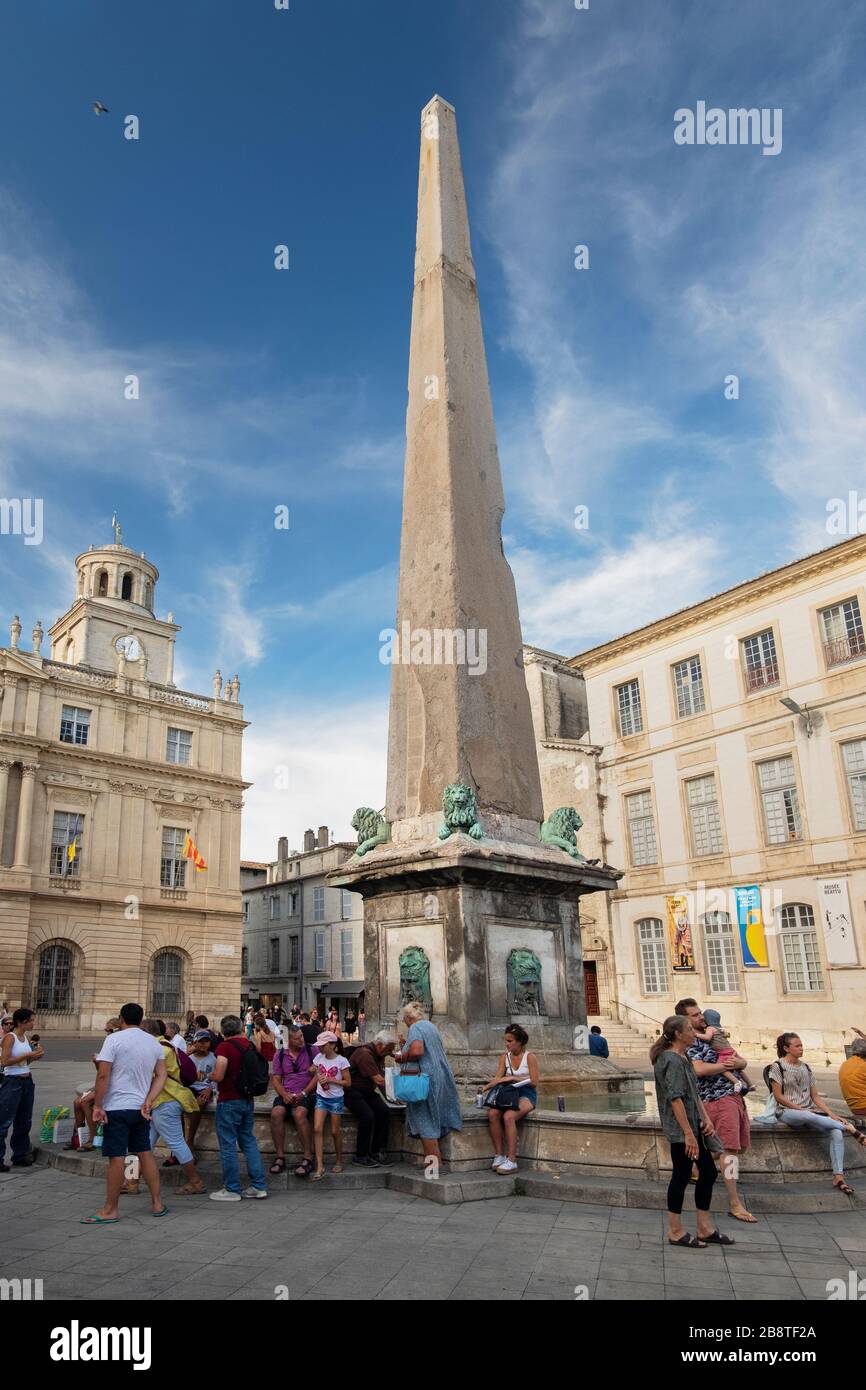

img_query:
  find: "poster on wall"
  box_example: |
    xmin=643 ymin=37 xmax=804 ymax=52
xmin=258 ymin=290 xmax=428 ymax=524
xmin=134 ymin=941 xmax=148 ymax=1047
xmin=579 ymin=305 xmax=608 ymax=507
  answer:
xmin=666 ymin=894 xmax=696 ymax=971
xmin=818 ymin=879 xmax=859 ymax=966
xmin=734 ymin=884 xmax=769 ymax=968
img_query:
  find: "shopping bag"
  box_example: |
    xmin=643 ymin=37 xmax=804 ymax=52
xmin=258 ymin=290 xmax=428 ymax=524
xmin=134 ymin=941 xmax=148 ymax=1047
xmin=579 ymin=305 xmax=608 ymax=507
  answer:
xmin=53 ymin=1116 xmax=75 ymax=1145
xmin=392 ymin=1064 xmax=430 ymax=1104
xmin=39 ymin=1106 xmax=68 ymax=1143
xmin=384 ymin=1065 xmax=405 ymax=1106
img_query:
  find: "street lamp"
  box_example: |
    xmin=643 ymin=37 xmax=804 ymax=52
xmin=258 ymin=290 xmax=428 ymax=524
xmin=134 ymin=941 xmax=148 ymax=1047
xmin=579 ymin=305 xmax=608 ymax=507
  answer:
xmin=780 ymin=696 xmax=814 ymax=737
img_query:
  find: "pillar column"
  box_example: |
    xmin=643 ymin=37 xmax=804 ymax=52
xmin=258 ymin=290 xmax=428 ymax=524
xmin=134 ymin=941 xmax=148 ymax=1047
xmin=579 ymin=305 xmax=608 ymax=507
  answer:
xmin=13 ymin=762 xmax=37 ymax=869
xmin=166 ymin=636 xmax=176 ymax=688
xmin=0 ymin=757 xmax=11 ymax=866
xmin=0 ymin=676 xmax=17 ymax=732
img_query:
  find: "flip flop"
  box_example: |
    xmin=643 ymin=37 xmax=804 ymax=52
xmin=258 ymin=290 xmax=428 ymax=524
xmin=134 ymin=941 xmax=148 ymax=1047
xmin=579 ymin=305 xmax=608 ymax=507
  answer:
xmin=151 ymin=1206 xmax=170 ymax=1217
xmin=80 ymin=1213 xmax=119 ymax=1224
xmin=309 ymin=1170 xmax=325 ymax=1182
xmin=730 ymin=1210 xmax=758 ymax=1223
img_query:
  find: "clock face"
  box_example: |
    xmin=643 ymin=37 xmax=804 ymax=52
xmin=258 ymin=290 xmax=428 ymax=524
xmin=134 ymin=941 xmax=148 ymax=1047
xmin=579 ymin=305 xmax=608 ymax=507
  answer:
xmin=116 ymin=635 xmax=141 ymax=662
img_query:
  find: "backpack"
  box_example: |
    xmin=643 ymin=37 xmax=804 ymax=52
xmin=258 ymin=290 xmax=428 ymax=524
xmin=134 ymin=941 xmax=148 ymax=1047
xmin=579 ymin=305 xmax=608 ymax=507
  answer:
xmin=176 ymin=1047 xmax=199 ymax=1087
xmin=227 ymin=1037 xmax=270 ymax=1099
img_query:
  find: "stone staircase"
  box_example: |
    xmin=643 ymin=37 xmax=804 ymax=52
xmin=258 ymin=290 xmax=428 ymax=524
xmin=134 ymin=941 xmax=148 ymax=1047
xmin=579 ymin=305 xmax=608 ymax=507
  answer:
xmin=588 ymin=1014 xmax=659 ymax=1059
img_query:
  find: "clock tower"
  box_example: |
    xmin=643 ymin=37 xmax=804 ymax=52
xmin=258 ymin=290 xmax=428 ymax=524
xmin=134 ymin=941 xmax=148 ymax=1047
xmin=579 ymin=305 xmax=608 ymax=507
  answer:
xmin=48 ymin=518 xmax=179 ymax=686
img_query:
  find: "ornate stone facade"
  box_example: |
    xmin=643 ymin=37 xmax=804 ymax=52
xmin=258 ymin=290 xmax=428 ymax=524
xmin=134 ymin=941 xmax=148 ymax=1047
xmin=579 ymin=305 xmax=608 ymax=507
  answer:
xmin=0 ymin=529 xmax=248 ymax=1032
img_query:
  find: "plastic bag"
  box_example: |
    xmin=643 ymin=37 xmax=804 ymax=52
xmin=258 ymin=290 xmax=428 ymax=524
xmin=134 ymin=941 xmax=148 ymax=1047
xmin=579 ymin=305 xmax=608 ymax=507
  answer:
xmin=39 ymin=1106 xmax=69 ymax=1143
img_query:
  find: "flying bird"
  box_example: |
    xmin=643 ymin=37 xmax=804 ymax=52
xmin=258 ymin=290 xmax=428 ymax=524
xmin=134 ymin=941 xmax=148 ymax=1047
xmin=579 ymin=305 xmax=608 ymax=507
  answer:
xmin=92 ymin=101 xmax=109 ymax=115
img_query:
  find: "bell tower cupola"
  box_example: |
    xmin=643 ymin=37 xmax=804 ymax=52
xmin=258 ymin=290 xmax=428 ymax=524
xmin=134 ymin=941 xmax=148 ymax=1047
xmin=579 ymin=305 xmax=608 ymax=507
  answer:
xmin=48 ymin=516 xmax=180 ymax=684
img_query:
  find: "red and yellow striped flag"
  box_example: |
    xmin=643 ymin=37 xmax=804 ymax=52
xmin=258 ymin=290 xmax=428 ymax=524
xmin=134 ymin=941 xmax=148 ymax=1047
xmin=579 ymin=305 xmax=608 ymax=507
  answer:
xmin=183 ymin=833 xmax=207 ymax=872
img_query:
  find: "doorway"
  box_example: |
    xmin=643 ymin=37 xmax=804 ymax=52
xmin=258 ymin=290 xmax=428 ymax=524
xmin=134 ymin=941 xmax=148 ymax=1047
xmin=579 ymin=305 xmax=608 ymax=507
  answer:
xmin=583 ymin=961 xmax=600 ymax=1015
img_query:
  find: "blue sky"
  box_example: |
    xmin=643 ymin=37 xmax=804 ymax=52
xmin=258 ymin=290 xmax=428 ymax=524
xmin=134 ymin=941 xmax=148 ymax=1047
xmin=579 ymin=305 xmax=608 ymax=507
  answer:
xmin=1 ymin=0 xmax=864 ymax=857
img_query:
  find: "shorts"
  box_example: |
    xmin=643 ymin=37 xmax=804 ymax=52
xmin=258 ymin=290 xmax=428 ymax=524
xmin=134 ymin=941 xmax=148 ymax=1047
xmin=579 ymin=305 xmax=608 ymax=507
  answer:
xmin=101 ymin=1108 xmax=151 ymax=1159
xmin=515 ymin=1086 xmax=537 ymax=1108
xmin=273 ymin=1092 xmax=314 ymax=1118
xmin=315 ymin=1095 xmax=344 ymax=1115
xmin=704 ymin=1093 xmax=750 ymax=1154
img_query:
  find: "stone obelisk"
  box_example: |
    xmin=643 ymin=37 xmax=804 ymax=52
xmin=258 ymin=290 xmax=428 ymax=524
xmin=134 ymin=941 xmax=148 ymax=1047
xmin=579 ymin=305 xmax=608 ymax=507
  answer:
xmin=386 ymin=95 xmax=543 ymax=842
xmin=332 ymin=97 xmax=623 ymax=1086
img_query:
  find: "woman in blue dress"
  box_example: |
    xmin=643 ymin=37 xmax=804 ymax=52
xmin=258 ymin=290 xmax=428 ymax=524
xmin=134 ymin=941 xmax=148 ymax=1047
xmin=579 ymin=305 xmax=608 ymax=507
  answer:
xmin=396 ymin=1000 xmax=463 ymax=1164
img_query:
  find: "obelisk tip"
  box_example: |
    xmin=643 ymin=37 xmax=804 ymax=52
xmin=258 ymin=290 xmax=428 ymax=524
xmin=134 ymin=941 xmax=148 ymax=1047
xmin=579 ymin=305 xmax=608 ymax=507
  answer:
xmin=422 ymin=93 xmax=456 ymax=116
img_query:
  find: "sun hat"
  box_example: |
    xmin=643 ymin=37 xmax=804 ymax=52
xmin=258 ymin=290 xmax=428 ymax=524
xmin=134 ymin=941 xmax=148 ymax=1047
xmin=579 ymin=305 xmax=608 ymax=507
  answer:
xmin=316 ymin=1030 xmax=339 ymax=1046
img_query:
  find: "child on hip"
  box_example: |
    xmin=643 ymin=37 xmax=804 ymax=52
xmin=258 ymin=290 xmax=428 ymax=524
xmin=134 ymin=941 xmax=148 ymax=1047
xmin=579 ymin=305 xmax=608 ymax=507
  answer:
xmin=695 ymin=1009 xmax=754 ymax=1094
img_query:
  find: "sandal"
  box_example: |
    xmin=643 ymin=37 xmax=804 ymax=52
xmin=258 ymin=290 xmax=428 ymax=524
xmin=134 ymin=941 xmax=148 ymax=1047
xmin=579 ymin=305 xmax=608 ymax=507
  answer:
xmin=668 ymin=1233 xmax=706 ymax=1248
xmin=270 ymin=1157 xmax=286 ymax=1174
xmin=833 ymin=1177 xmax=855 ymax=1196
xmin=309 ymin=1170 xmax=325 ymax=1182
xmin=332 ymin=1164 xmax=344 ymax=1174
xmin=175 ymin=1182 xmax=206 ymax=1195
xmin=702 ymin=1230 xmax=735 ymax=1245
xmin=294 ymin=1158 xmax=314 ymax=1178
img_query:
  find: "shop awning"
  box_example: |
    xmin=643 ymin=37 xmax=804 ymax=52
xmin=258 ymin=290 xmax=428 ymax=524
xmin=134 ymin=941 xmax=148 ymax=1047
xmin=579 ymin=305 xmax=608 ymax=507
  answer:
xmin=321 ymin=981 xmax=364 ymax=995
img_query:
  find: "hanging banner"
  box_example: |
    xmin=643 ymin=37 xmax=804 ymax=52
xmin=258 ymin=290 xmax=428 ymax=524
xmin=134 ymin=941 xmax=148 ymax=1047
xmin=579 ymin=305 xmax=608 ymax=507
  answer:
xmin=666 ymin=894 xmax=696 ymax=971
xmin=818 ymin=879 xmax=858 ymax=966
xmin=734 ymin=884 xmax=769 ymax=968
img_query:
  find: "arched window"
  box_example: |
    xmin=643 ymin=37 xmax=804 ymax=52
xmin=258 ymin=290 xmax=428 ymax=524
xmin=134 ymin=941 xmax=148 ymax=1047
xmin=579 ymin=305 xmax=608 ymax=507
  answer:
xmin=143 ymin=580 xmax=153 ymax=609
xmin=702 ymin=911 xmax=738 ymax=993
xmin=65 ymin=639 xmax=74 ymax=664
xmin=637 ymin=917 xmax=669 ymax=995
xmin=36 ymin=943 xmax=73 ymax=1012
xmin=779 ymin=904 xmax=824 ymax=993
xmin=121 ymin=572 xmax=133 ymax=601
xmin=150 ymin=951 xmax=184 ymax=1016
xmin=97 ymin=569 xmax=108 ymax=597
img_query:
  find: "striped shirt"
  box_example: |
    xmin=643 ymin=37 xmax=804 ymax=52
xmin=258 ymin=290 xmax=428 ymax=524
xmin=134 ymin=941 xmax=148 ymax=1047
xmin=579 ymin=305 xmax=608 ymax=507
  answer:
xmin=769 ymin=1059 xmax=814 ymax=1110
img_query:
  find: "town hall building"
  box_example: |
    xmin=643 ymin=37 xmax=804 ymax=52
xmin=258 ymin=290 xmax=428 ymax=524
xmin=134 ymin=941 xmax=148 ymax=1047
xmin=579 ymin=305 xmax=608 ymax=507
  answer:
xmin=0 ymin=522 xmax=247 ymax=1032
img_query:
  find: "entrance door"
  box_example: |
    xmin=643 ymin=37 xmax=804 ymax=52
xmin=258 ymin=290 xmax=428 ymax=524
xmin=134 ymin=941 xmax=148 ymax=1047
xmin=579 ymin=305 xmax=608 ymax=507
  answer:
xmin=583 ymin=961 xmax=600 ymax=1015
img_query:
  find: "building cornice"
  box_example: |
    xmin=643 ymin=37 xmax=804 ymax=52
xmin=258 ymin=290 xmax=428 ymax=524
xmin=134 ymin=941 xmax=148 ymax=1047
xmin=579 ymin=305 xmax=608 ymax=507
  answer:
xmin=570 ymin=535 xmax=866 ymax=670
xmin=0 ymin=736 xmax=250 ymax=793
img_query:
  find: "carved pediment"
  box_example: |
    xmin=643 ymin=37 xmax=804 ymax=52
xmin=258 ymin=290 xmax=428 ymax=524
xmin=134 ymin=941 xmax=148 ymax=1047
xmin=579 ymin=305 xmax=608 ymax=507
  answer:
xmin=0 ymin=651 xmax=48 ymax=681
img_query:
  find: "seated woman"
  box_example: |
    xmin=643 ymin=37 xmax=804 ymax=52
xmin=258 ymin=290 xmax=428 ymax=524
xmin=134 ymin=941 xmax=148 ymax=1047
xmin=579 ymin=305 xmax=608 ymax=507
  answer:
xmin=481 ymin=1024 xmax=539 ymax=1175
xmin=771 ymin=1031 xmax=866 ymax=1195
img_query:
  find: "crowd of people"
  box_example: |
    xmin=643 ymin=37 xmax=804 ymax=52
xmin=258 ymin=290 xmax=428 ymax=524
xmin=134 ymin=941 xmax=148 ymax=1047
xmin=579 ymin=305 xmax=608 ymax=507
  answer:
xmin=652 ymin=998 xmax=866 ymax=1248
xmin=5 ymin=990 xmax=866 ymax=1231
xmin=1 ymin=996 xmax=538 ymax=1216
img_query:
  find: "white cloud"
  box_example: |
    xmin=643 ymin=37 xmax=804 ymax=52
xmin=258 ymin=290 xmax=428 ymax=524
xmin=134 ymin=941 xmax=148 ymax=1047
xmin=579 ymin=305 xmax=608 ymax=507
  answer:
xmin=240 ymin=695 xmax=388 ymax=861
xmin=513 ymin=498 xmax=722 ymax=652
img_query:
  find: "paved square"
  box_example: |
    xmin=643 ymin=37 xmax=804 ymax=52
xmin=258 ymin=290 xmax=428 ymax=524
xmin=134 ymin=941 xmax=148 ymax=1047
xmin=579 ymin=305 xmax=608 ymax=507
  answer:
xmin=3 ymin=1166 xmax=866 ymax=1301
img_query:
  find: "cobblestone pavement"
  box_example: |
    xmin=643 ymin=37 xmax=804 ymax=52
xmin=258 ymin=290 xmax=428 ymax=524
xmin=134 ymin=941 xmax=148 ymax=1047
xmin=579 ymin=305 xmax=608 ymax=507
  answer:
xmin=3 ymin=1165 xmax=866 ymax=1301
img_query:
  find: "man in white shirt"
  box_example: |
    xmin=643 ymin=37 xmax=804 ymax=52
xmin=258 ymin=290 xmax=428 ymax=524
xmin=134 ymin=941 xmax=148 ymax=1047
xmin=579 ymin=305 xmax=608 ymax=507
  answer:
xmin=83 ymin=1002 xmax=168 ymax=1224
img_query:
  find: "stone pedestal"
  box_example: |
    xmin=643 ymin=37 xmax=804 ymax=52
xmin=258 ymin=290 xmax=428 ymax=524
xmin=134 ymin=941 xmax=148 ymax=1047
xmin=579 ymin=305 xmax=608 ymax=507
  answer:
xmin=332 ymin=829 xmax=631 ymax=1089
